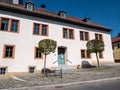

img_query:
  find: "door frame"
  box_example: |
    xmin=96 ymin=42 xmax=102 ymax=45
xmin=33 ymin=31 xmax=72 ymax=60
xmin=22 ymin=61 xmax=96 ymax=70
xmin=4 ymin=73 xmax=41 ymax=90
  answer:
xmin=58 ymin=46 xmax=67 ymax=65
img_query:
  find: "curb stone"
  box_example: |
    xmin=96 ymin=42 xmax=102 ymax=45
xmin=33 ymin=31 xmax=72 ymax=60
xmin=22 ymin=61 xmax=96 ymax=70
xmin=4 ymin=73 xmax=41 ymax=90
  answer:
xmin=2 ymin=76 xmax=120 ymax=90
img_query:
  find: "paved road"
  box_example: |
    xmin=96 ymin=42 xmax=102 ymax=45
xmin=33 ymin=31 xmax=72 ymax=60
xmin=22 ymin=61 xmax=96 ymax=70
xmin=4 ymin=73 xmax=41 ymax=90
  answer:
xmin=25 ymin=79 xmax=120 ymax=90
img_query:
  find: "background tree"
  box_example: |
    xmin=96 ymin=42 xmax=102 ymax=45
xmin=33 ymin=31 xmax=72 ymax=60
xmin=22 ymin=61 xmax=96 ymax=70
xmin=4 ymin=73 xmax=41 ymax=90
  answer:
xmin=38 ymin=39 xmax=57 ymax=74
xmin=86 ymin=39 xmax=104 ymax=68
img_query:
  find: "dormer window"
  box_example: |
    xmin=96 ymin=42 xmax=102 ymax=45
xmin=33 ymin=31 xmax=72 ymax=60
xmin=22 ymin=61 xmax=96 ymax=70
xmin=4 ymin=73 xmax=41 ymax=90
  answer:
xmin=83 ymin=18 xmax=91 ymax=24
xmin=58 ymin=10 xmax=66 ymax=18
xmin=25 ymin=1 xmax=34 ymax=11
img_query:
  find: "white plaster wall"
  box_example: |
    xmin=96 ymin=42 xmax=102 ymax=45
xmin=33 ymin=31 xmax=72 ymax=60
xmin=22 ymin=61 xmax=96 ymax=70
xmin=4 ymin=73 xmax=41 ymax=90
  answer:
xmin=0 ymin=10 xmax=114 ymax=72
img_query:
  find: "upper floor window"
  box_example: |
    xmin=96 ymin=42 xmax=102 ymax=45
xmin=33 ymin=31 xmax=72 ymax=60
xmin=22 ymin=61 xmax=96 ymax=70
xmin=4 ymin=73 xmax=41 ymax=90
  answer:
xmin=63 ymin=28 xmax=74 ymax=39
xmin=25 ymin=1 xmax=34 ymax=11
xmin=1 ymin=18 xmax=9 ymax=31
xmin=0 ymin=17 xmax=19 ymax=33
xmin=95 ymin=33 xmax=103 ymax=40
xmin=81 ymin=49 xmax=91 ymax=59
xmin=3 ymin=45 xmax=15 ymax=59
xmin=33 ymin=23 xmax=48 ymax=36
xmin=58 ymin=10 xmax=66 ymax=18
xmin=11 ymin=20 xmax=19 ymax=32
xmin=117 ymin=43 xmax=120 ymax=48
xmin=69 ymin=29 xmax=74 ymax=39
xmin=80 ymin=31 xmax=89 ymax=41
xmin=63 ymin=28 xmax=68 ymax=38
xmin=34 ymin=47 xmax=43 ymax=59
xmin=34 ymin=24 xmax=39 ymax=35
xmin=42 ymin=25 xmax=48 ymax=36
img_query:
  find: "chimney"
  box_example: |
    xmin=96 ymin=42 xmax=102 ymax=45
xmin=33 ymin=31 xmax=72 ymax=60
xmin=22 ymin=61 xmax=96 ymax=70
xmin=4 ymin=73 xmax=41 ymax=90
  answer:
xmin=41 ymin=4 xmax=46 ymax=9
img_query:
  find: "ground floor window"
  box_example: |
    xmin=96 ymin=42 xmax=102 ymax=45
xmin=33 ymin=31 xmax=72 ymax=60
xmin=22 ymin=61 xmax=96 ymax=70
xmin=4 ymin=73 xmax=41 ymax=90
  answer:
xmin=81 ymin=49 xmax=91 ymax=59
xmin=99 ymin=52 xmax=103 ymax=59
xmin=29 ymin=66 xmax=35 ymax=73
xmin=3 ymin=45 xmax=15 ymax=59
xmin=0 ymin=67 xmax=7 ymax=75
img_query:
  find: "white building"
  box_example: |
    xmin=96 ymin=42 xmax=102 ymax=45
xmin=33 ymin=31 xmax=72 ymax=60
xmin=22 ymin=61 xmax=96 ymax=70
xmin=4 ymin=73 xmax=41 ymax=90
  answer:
xmin=0 ymin=0 xmax=114 ymax=75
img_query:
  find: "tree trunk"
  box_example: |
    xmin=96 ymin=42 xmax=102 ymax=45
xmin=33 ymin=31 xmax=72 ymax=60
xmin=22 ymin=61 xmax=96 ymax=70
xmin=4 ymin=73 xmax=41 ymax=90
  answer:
xmin=95 ymin=52 xmax=100 ymax=68
xmin=43 ymin=54 xmax=47 ymax=74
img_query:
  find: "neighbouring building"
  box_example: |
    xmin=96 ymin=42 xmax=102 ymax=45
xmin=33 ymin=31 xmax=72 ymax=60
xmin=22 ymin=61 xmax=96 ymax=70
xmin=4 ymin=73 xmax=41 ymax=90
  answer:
xmin=0 ymin=0 xmax=114 ymax=75
xmin=112 ymin=33 xmax=120 ymax=62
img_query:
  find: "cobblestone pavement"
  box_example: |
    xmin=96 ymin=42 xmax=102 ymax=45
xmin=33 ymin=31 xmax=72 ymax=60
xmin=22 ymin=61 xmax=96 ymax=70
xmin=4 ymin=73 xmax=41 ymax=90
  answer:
xmin=0 ymin=64 xmax=120 ymax=89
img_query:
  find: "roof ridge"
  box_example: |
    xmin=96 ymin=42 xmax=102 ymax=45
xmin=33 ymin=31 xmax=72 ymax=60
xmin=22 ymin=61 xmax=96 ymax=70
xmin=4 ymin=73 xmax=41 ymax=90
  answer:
xmin=0 ymin=1 xmax=111 ymax=32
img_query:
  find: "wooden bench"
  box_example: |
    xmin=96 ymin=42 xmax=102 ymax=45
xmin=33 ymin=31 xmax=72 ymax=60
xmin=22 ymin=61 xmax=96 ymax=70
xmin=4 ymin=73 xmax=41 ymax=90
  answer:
xmin=41 ymin=68 xmax=62 ymax=78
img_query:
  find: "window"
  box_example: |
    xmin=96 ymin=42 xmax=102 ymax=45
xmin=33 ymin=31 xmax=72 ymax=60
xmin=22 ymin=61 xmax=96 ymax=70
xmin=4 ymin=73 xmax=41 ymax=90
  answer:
xmin=85 ymin=32 xmax=89 ymax=41
xmin=34 ymin=47 xmax=43 ymax=59
xmin=63 ymin=28 xmax=68 ymax=38
xmin=33 ymin=23 xmax=48 ymax=36
xmin=42 ymin=25 xmax=47 ymax=36
xmin=69 ymin=29 xmax=74 ymax=39
xmin=60 ymin=12 xmax=66 ymax=18
xmin=0 ymin=67 xmax=7 ymax=75
xmin=33 ymin=24 xmax=39 ymax=35
xmin=81 ymin=50 xmax=91 ymax=59
xmin=0 ymin=17 xmax=19 ymax=33
xmin=58 ymin=10 xmax=66 ymax=18
xmin=95 ymin=33 xmax=103 ymax=40
xmin=81 ymin=50 xmax=85 ymax=58
xmin=63 ymin=28 xmax=74 ymax=39
xmin=99 ymin=52 xmax=103 ymax=59
xmin=80 ymin=31 xmax=84 ymax=40
xmin=80 ymin=31 xmax=89 ymax=41
xmin=112 ymin=44 xmax=114 ymax=49
xmin=3 ymin=45 xmax=15 ymax=58
xmin=117 ymin=43 xmax=120 ymax=48
xmin=86 ymin=51 xmax=91 ymax=58
xmin=26 ymin=2 xmax=34 ymax=11
xmin=1 ymin=18 xmax=9 ymax=31
xmin=11 ymin=20 xmax=19 ymax=32
xmin=29 ymin=66 xmax=35 ymax=73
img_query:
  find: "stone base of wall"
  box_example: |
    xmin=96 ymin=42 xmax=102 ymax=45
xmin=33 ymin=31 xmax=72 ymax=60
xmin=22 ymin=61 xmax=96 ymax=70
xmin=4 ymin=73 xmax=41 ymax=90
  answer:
xmin=92 ymin=60 xmax=115 ymax=65
xmin=0 ymin=70 xmax=41 ymax=79
xmin=0 ymin=72 xmax=28 ymax=79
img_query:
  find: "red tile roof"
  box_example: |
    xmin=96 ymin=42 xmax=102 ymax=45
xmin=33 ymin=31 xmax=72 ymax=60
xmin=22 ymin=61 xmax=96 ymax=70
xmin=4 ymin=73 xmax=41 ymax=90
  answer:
xmin=112 ymin=36 xmax=120 ymax=43
xmin=0 ymin=1 xmax=111 ymax=32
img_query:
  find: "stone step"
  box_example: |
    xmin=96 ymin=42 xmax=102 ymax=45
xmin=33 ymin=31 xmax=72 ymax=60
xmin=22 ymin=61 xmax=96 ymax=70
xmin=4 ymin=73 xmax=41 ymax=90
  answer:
xmin=55 ymin=64 xmax=72 ymax=70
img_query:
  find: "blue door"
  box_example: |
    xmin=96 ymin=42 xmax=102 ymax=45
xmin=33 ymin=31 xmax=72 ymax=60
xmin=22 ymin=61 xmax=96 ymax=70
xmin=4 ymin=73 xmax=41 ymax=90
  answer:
xmin=58 ymin=50 xmax=65 ymax=64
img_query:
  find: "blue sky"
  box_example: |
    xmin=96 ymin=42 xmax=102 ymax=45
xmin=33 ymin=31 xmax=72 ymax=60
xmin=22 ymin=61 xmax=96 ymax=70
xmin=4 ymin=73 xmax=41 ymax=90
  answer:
xmin=24 ymin=0 xmax=120 ymax=37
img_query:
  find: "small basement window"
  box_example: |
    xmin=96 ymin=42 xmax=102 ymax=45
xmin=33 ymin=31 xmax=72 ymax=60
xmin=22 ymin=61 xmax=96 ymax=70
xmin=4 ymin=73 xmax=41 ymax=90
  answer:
xmin=29 ymin=66 xmax=35 ymax=73
xmin=0 ymin=67 xmax=7 ymax=75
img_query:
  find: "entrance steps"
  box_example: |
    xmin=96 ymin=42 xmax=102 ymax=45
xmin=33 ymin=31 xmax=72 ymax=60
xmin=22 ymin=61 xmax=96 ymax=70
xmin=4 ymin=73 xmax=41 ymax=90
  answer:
xmin=55 ymin=64 xmax=72 ymax=70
